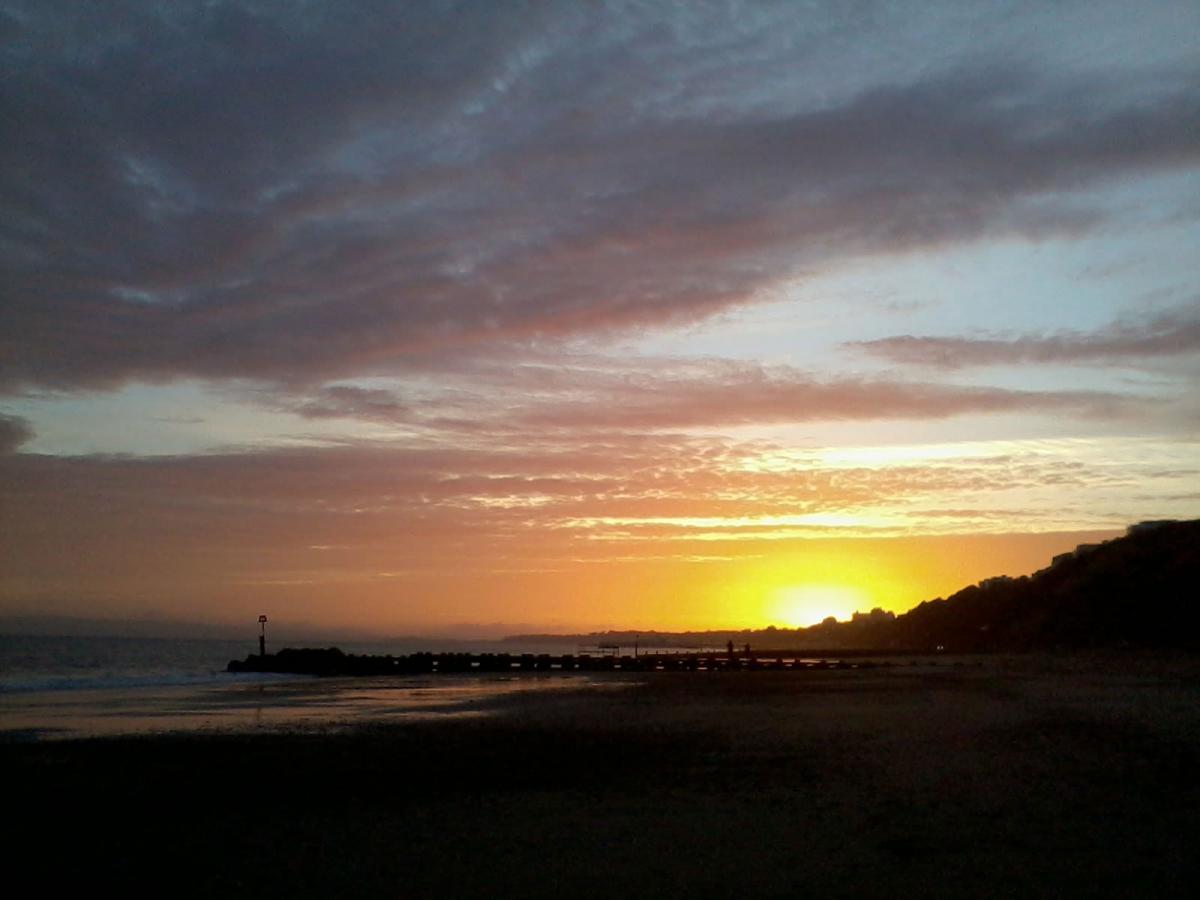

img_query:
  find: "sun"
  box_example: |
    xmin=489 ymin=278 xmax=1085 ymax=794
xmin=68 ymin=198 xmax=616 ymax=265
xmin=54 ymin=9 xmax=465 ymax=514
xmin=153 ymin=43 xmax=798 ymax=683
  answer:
xmin=765 ymin=583 xmax=869 ymax=628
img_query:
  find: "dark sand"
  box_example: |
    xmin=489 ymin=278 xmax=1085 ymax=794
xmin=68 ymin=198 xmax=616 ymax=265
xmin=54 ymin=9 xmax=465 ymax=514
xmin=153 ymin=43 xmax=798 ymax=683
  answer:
xmin=5 ymin=655 xmax=1199 ymax=898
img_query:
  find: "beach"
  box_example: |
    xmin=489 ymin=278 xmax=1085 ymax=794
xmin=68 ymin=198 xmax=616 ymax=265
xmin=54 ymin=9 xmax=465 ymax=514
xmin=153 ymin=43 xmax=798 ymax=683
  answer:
xmin=0 ymin=672 xmax=629 ymax=740
xmin=5 ymin=655 xmax=1199 ymax=898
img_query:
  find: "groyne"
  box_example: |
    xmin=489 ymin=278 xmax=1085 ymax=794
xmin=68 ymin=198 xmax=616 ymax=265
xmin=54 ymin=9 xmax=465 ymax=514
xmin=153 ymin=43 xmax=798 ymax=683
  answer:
xmin=226 ymin=646 xmax=928 ymax=677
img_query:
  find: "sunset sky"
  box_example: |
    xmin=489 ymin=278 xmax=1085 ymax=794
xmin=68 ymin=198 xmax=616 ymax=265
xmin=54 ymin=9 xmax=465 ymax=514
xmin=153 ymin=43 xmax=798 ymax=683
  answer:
xmin=2 ymin=1 xmax=1198 ymax=636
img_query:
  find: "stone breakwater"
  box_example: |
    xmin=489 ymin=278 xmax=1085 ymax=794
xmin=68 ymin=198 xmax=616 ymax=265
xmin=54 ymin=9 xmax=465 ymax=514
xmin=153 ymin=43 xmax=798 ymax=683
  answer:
xmin=226 ymin=646 xmax=916 ymax=677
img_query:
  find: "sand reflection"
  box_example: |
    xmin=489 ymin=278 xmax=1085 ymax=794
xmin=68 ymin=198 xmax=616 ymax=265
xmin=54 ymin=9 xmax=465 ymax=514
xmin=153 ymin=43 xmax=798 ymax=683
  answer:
xmin=0 ymin=673 xmax=629 ymax=740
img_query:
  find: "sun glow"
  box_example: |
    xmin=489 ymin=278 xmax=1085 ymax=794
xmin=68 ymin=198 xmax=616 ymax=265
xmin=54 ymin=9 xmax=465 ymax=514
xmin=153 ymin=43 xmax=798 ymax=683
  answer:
xmin=766 ymin=583 xmax=870 ymax=627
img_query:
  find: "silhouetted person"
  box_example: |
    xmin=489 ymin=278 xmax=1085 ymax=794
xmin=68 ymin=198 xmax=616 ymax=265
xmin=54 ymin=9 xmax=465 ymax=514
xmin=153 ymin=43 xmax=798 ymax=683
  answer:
xmin=743 ymin=643 xmax=750 ymax=656
xmin=726 ymin=639 xmax=734 ymax=659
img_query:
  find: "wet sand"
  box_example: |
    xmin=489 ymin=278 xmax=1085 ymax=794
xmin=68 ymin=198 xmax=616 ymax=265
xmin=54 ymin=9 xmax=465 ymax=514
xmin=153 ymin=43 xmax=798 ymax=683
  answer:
xmin=0 ymin=671 xmax=625 ymax=739
xmin=5 ymin=655 xmax=1199 ymax=898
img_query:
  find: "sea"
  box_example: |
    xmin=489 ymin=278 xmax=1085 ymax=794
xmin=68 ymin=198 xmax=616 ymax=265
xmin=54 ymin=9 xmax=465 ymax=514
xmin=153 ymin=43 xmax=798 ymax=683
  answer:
xmin=0 ymin=633 xmax=624 ymax=741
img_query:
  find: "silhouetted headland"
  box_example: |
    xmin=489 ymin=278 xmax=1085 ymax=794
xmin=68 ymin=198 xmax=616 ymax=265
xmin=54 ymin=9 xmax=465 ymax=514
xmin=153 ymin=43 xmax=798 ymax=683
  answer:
xmin=514 ymin=518 xmax=1200 ymax=653
xmin=886 ymin=517 xmax=1198 ymax=651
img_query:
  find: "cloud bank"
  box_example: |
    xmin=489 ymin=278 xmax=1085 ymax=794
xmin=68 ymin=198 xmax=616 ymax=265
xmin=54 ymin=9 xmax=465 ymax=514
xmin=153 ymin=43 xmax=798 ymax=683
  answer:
xmin=3 ymin=2 xmax=1199 ymax=391
xmin=0 ymin=413 xmax=33 ymax=453
xmin=852 ymin=305 xmax=1200 ymax=370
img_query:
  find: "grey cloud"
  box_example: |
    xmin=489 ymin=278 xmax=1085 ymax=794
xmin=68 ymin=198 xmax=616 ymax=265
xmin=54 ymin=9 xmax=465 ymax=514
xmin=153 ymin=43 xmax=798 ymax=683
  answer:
xmin=262 ymin=384 xmax=411 ymax=423
xmin=850 ymin=305 xmax=1200 ymax=369
xmin=0 ymin=413 xmax=33 ymax=453
xmin=512 ymin=365 xmax=1144 ymax=429
xmin=260 ymin=359 xmax=1148 ymax=431
xmin=2 ymin=2 xmax=1199 ymax=391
